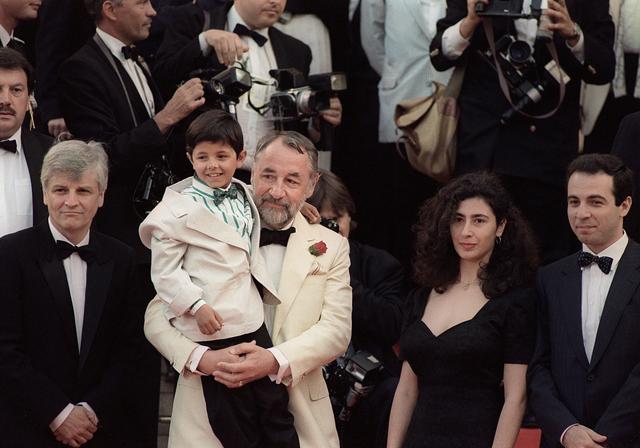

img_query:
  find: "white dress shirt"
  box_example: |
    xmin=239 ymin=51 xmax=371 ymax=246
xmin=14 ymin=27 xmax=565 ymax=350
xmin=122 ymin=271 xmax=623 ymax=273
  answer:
xmin=580 ymin=232 xmax=628 ymax=361
xmin=95 ymin=27 xmax=156 ymax=117
xmin=0 ymin=129 xmax=33 ymax=237
xmin=199 ymin=5 xmax=278 ymax=168
xmin=47 ymin=220 xmax=98 ymax=431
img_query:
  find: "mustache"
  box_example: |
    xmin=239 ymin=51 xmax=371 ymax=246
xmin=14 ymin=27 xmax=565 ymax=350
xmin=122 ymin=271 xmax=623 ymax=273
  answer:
xmin=0 ymin=105 xmax=16 ymax=115
xmin=259 ymin=194 xmax=290 ymax=207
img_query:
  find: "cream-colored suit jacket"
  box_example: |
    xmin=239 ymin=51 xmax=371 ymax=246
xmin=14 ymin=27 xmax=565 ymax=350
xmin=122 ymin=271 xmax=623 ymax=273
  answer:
xmin=144 ymin=212 xmax=352 ymax=448
xmin=139 ymin=177 xmax=278 ymax=341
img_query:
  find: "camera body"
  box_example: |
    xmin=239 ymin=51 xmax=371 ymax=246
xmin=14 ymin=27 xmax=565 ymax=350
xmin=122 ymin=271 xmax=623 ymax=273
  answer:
xmin=476 ymin=0 xmax=545 ymax=18
xmin=324 ymin=350 xmax=384 ymax=424
xmin=188 ymin=66 xmax=252 ymax=116
xmin=269 ymin=69 xmax=347 ymax=126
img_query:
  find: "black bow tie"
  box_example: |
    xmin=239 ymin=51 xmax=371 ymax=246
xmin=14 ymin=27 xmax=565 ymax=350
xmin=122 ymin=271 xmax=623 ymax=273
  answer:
xmin=121 ymin=45 xmax=141 ymax=61
xmin=0 ymin=139 xmax=17 ymax=153
xmin=233 ymin=23 xmax=268 ymax=47
xmin=55 ymin=240 xmax=96 ymax=263
xmin=577 ymin=251 xmax=613 ymax=274
xmin=212 ymin=184 xmax=238 ymax=205
xmin=260 ymin=227 xmax=295 ymax=247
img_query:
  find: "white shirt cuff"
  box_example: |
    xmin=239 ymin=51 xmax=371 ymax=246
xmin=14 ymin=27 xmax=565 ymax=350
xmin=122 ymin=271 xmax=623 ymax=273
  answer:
xmin=78 ymin=402 xmax=98 ymax=425
xmin=187 ymin=345 xmax=210 ymax=375
xmin=198 ymin=32 xmax=211 ymax=56
xmin=442 ymin=20 xmax=471 ymax=59
xmin=560 ymin=423 xmax=580 ymax=445
xmin=267 ymin=347 xmax=290 ymax=384
xmin=50 ymin=403 xmax=74 ymax=432
xmin=188 ymin=299 xmax=207 ymax=316
xmin=567 ymin=29 xmax=585 ymax=63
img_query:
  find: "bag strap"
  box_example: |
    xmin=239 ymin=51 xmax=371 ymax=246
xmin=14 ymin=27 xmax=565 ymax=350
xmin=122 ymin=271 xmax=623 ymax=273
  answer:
xmin=93 ymin=33 xmax=139 ymax=127
xmin=482 ymin=19 xmax=565 ymax=120
xmin=443 ymin=63 xmax=466 ymax=98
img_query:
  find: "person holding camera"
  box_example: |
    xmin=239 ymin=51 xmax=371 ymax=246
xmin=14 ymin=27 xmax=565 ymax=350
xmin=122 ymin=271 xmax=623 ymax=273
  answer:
xmin=307 ymin=170 xmax=406 ymax=448
xmin=388 ymin=172 xmax=538 ymax=447
xmin=430 ymin=0 xmax=615 ymax=264
xmin=152 ymin=0 xmax=342 ymax=173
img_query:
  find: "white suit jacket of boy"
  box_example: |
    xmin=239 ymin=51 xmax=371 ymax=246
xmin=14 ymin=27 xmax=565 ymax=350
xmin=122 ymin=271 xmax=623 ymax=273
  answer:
xmin=144 ymin=211 xmax=352 ymax=448
xmin=139 ymin=177 xmax=279 ymax=341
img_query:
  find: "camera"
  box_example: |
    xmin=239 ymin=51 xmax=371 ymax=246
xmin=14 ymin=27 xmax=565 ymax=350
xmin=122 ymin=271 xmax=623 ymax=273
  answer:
xmin=269 ymin=69 xmax=347 ymax=125
xmin=476 ymin=0 xmax=545 ymax=18
xmin=324 ymin=350 xmax=384 ymax=426
xmin=479 ymin=35 xmax=548 ymax=123
xmin=188 ymin=66 xmax=252 ymax=117
xmin=320 ymin=218 xmax=340 ymax=234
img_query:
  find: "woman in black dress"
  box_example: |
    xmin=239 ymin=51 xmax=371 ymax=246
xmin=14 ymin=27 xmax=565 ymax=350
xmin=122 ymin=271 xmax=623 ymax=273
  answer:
xmin=387 ymin=172 xmax=538 ymax=448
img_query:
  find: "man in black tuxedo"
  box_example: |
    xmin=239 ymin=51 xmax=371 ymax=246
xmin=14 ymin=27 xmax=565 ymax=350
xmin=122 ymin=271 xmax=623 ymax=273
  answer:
xmin=0 ymin=0 xmax=39 ymax=56
xmin=528 ymin=153 xmax=640 ymax=448
xmin=153 ymin=0 xmax=342 ymax=173
xmin=0 ymin=140 xmax=140 ymax=447
xmin=612 ymin=111 xmax=640 ymax=242
xmin=0 ymin=48 xmax=52 ymax=238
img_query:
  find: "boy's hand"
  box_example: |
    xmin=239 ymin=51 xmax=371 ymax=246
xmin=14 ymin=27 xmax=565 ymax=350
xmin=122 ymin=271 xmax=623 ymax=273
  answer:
xmin=301 ymin=202 xmax=321 ymax=224
xmin=195 ymin=304 xmax=224 ymax=335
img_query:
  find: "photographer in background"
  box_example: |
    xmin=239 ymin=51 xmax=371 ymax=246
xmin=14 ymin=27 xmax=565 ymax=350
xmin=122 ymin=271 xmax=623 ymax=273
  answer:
xmin=153 ymin=0 xmax=342 ymax=178
xmin=430 ymin=0 xmax=615 ymax=263
xmin=308 ymin=170 xmax=406 ymax=448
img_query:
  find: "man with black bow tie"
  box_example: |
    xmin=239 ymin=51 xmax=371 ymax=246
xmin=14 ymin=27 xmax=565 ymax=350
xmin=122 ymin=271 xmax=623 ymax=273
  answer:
xmin=144 ymin=131 xmax=352 ymax=448
xmin=153 ymin=0 xmax=342 ymax=173
xmin=0 ymin=140 xmax=140 ymax=447
xmin=0 ymin=48 xmax=52 ymax=238
xmin=528 ymin=153 xmax=640 ymax=448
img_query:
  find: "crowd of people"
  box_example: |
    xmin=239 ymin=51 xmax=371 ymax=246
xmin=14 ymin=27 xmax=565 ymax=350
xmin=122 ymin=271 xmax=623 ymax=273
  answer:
xmin=0 ymin=0 xmax=639 ymax=447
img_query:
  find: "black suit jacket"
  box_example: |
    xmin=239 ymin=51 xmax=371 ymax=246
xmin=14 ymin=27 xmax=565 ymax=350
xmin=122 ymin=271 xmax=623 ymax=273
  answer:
xmin=59 ymin=38 xmax=168 ymax=258
xmin=612 ymin=112 xmax=640 ymax=242
xmin=528 ymin=241 xmax=640 ymax=448
xmin=429 ymin=0 xmax=614 ymax=186
xmin=0 ymin=222 xmax=139 ymax=447
xmin=152 ymin=1 xmax=312 ymax=95
xmin=21 ymin=129 xmax=52 ymax=226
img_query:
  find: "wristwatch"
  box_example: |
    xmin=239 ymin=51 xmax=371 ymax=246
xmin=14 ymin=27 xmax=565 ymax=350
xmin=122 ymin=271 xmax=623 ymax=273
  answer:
xmin=565 ymin=22 xmax=581 ymax=41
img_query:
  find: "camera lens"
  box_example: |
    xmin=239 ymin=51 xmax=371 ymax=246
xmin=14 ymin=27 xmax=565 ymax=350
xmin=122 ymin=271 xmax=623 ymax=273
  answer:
xmin=507 ymin=40 xmax=532 ymax=66
xmin=320 ymin=218 xmax=340 ymax=234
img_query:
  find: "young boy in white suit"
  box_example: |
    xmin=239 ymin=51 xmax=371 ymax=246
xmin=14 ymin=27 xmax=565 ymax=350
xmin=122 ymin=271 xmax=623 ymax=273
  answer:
xmin=139 ymin=110 xmax=298 ymax=448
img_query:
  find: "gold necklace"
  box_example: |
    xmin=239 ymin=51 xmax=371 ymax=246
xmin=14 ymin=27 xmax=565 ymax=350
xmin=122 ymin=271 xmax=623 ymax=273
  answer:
xmin=460 ymin=279 xmax=480 ymax=290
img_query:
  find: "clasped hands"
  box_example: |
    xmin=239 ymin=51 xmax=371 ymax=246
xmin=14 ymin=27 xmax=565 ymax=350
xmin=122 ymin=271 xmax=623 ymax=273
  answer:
xmin=53 ymin=405 xmax=98 ymax=447
xmin=198 ymin=341 xmax=279 ymax=388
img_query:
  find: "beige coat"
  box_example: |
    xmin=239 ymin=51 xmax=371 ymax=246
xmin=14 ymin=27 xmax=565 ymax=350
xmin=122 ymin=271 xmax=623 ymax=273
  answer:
xmin=144 ymin=212 xmax=352 ymax=448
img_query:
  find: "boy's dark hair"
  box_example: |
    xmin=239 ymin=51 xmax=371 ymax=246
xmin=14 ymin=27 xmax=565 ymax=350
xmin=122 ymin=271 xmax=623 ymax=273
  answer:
xmin=567 ymin=154 xmax=634 ymax=206
xmin=0 ymin=48 xmax=34 ymax=93
xmin=185 ymin=110 xmax=244 ymax=156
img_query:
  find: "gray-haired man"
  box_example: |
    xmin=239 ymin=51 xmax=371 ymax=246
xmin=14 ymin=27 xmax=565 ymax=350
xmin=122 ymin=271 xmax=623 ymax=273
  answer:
xmin=0 ymin=140 xmax=141 ymax=447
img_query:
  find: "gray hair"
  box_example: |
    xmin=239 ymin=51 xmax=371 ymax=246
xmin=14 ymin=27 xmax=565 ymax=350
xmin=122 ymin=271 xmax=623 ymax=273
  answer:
xmin=254 ymin=131 xmax=318 ymax=173
xmin=85 ymin=0 xmax=123 ymax=20
xmin=41 ymin=140 xmax=109 ymax=193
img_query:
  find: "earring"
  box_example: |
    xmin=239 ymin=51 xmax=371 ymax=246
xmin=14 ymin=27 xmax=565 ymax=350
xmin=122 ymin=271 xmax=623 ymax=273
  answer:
xmin=28 ymin=97 xmax=35 ymax=131
xmin=495 ymin=235 xmax=502 ymax=245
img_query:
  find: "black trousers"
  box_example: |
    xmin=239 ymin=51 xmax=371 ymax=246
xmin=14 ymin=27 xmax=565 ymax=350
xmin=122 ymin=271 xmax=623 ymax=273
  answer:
xmin=199 ymin=324 xmax=299 ymax=448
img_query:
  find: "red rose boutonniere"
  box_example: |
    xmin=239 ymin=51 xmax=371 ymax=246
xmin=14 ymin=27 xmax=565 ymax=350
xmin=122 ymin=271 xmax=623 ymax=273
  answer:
xmin=308 ymin=241 xmax=327 ymax=256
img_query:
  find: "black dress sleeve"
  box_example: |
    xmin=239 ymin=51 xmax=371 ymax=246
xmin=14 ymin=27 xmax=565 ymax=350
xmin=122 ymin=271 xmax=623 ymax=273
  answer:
xmin=398 ymin=287 xmax=430 ymax=361
xmin=502 ymin=287 xmax=537 ymax=365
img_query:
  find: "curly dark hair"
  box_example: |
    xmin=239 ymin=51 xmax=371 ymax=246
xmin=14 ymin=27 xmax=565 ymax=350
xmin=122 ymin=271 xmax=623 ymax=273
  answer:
xmin=413 ymin=172 xmax=538 ymax=298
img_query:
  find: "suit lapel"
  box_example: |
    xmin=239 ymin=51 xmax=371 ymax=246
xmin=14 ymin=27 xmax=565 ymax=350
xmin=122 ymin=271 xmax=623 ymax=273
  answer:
xmin=268 ymin=27 xmax=291 ymax=70
xmin=21 ymin=130 xmax=47 ymax=225
xmin=36 ymin=223 xmax=79 ymax=353
xmin=560 ymin=258 xmax=590 ymax=368
xmin=589 ymin=241 xmax=640 ymax=371
xmin=185 ymin=202 xmax=248 ymax=251
xmin=79 ymin=233 xmax=113 ymax=370
xmin=272 ymin=213 xmax=318 ymax=340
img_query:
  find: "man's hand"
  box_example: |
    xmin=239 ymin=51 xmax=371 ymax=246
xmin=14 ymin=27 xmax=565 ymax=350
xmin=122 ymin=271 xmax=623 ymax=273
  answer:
xmin=319 ymin=97 xmax=342 ymax=127
xmin=544 ymin=0 xmax=579 ymax=45
xmin=53 ymin=406 xmax=97 ymax=447
xmin=195 ymin=304 xmax=224 ymax=335
xmin=154 ymin=78 xmax=205 ymax=134
xmin=47 ymin=118 xmax=68 ymax=138
xmin=562 ymin=424 xmax=607 ymax=448
xmin=213 ymin=342 xmax=278 ymax=388
xmin=203 ymin=29 xmax=249 ymax=66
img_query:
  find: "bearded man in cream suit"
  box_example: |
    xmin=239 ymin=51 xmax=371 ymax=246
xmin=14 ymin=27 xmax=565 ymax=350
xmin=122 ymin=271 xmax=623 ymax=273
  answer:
xmin=144 ymin=131 xmax=352 ymax=448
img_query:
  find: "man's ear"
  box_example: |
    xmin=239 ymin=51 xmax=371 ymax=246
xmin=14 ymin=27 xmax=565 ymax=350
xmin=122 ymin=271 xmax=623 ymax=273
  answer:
xmin=102 ymin=0 xmax=119 ymax=21
xmin=305 ymin=171 xmax=320 ymax=199
xmin=620 ymin=196 xmax=632 ymax=218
